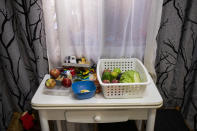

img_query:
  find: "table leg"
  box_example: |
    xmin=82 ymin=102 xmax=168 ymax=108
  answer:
xmin=56 ymin=120 xmax=62 ymax=131
xmin=146 ymin=109 xmax=156 ymax=131
xmin=135 ymin=120 xmax=143 ymax=131
xmin=39 ymin=110 xmax=50 ymax=131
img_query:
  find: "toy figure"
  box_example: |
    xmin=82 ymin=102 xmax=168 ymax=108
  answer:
xmin=81 ymin=57 xmax=86 ymax=64
xmin=77 ymin=57 xmax=86 ymax=64
xmin=77 ymin=57 xmax=90 ymax=65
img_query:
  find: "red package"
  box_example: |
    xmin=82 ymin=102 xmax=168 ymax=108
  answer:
xmin=20 ymin=111 xmax=34 ymax=130
xmin=68 ymin=68 xmax=76 ymax=76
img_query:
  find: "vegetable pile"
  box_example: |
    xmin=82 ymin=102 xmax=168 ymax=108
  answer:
xmin=101 ymin=68 xmax=141 ymax=83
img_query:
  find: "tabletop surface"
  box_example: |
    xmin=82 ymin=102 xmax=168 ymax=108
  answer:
xmin=31 ymin=74 xmax=163 ymax=108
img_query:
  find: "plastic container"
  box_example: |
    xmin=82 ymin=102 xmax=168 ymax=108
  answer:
xmin=97 ymin=58 xmax=150 ymax=98
xmin=43 ymin=85 xmax=71 ymax=96
xmin=72 ymin=81 xmax=96 ymax=99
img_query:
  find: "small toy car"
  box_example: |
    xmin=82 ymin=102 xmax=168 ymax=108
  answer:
xmin=64 ymin=56 xmax=76 ymax=63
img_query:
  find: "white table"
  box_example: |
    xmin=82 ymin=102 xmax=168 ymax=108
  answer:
xmin=31 ymin=74 xmax=163 ymax=131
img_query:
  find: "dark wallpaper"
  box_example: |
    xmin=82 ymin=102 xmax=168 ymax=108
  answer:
xmin=0 ymin=0 xmax=48 ymax=130
xmin=156 ymin=0 xmax=197 ymax=130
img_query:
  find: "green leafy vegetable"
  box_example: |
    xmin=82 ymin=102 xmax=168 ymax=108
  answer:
xmin=133 ymin=71 xmax=141 ymax=83
xmin=120 ymin=70 xmax=141 ymax=83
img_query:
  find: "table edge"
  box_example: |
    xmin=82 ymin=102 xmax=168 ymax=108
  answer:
xmin=31 ymin=103 xmax=163 ymax=110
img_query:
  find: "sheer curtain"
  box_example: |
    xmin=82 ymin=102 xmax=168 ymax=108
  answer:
xmin=53 ymin=0 xmax=152 ymax=65
xmin=42 ymin=0 xmax=163 ymax=73
xmin=103 ymin=0 xmax=151 ymax=59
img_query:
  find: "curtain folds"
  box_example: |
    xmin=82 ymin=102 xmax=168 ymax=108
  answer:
xmin=47 ymin=0 xmax=153 ymax=67
xmin=156 ymin=0 xmax=197 ymax=130
xmin=144 ymin=0 xmax=163 ymax=81
xmin=42 ymin=0 xmax=61 ymax=69
xmin=0 ymin=0 xmax=48 ymax=130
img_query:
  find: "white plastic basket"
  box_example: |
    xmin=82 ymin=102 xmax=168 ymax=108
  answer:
xmin=97 ymin=58 xmax=150 ymax=98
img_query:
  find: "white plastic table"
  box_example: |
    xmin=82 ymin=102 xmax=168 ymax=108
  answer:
xmin=31 ymin=74 xmax=163 ymax=131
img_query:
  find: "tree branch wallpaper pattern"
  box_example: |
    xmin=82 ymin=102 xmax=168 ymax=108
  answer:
xmin=156 ymin=0 xmax=197 ymax=130
xmin=0 ymin=0 xmax=48 ymax=130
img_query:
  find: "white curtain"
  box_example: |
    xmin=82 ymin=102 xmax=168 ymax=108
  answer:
xmin=53 ymin=0 xmax=152 ymax=65
xmin=42 ymin=0 xmax=61 ymax=69
xmin=42 ymin=0 xmax=163 ymax=73
xmin=103 ymin=0 xmax=151 ymax=59
xmin=42 ymin=0 xmax=163 ymax=130
xmin=144 ymin=0 xmax=163 ymax=81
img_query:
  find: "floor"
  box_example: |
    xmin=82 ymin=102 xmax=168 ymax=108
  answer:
xmin=98 ymin=120 xmax=138 ymax=131
xmin=98 ymin=109 xmax=190 ymax=131
xmin=154 ymin=109 xmax=190 ymax=131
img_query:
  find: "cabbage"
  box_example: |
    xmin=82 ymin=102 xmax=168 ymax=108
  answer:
xmin=120 ymin=70 xmax=141 ymax=83
xmin=133 ymin=71 xmax=141 ymax=83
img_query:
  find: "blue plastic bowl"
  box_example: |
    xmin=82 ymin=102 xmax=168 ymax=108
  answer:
xmin=72 ymin=81 xmax=96 ymax=100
